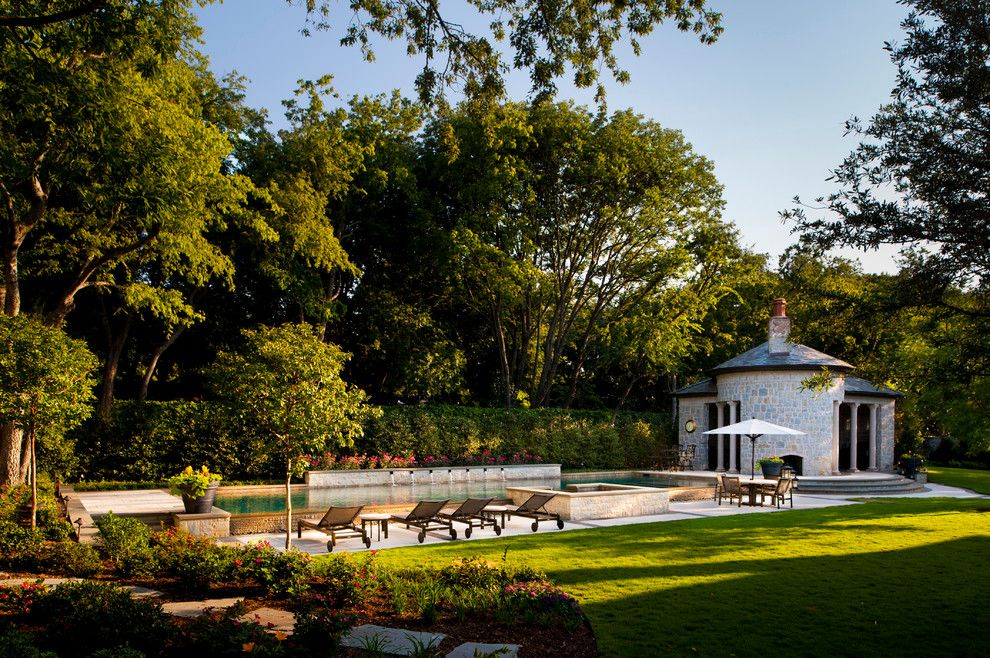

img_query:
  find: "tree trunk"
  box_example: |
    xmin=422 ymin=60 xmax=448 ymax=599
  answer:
xmin=492 ymin=300 xmax=513 ymax=409
xmin=284 ymin=457 xmax=293 ymax=550
xmin=0 ymin=422 xmax=24 ymax=485
xmin=138 ymin=323 xmax=186 ymax=402
xmin=29 ymin=420 xmax=37 ymax=530
xmin=97 ymin=307 xmax=131 ymax=421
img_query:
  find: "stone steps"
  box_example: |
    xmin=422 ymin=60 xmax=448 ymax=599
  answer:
xmin=795 ymin=475 xmax=924 ymax=495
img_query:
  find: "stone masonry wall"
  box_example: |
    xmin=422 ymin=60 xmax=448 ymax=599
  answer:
xmin=716 ymin=370 xmax=843 ymax=477
xmin=677 ymin=397 xmax=714 ymax=470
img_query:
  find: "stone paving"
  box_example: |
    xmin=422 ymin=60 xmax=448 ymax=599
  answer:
xmin=160 ymin=596 xmax=244 ymax=618
xmin=340 ymin=624 xmax=446 ymax=655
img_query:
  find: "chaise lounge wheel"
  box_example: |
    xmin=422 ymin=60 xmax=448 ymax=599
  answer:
xmin=364 ymin=536 xmax=372 ymax=548
xmin=418 ymin=530 xmax=426 ymax=543
xmin=465 ymin=527 xmax=472 ymax=538
xmin=326 ymin=540 xmax=334 ymax=553
xmin=450 ymin=528 xmax=458 ymax=539
xmin=531 ymin=521 xmax=539 ymax=532
xmin=494 ymin=525 xmax=502 ymax=536
xmin=556 ymin=519 xmax=564 ymax=529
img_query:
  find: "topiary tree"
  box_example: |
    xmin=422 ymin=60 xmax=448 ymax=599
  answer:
xmin=0 ymin=315 xmax=97 ymax=527
xmin=211 ymin=323 xmax=379 ymax=548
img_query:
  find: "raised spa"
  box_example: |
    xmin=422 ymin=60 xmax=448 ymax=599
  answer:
xmin=505 ymin=482 xmax=669 ymax=521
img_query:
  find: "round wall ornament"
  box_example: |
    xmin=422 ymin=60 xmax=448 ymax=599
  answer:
xmin=684 ymin=419 xmax=697 ymax=433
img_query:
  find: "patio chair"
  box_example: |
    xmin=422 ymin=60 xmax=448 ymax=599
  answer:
xmin=297 ymin=505 xmax=371 ymax=552
xmin=507 ymin=492 xmax=564 ymax=532
xmin=716 ymin=474 xmax=743 ymax=506
xmin=760 ymin=475 xmax=794 ymax=508
xmin=438 ymin=497 xmax=501 ymax=538
xmin=391 ymin=499 xmax=457 ymax=542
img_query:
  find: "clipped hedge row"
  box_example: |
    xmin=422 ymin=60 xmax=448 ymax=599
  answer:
xmin=71 ymin=401 xmax=270 ymax=483
xmin=71 ymin=401 xmax=675 ymax=481
xmin=357 ymin=405 xmax=676 ymax=470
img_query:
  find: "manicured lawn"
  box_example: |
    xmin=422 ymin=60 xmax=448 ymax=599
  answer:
xmin=370 ymin=499 xmax=990 ymax=657
xmin=927 ymin=466 xmax=990 ymax=494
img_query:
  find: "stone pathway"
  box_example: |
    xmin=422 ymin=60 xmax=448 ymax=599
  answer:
xmin=446 ymin=642 xmax=520 ymax=657
xmin=160 ymin=596 xmax=244 ymax=618
xmin=240 ymin=607 xmax=297 ymax=633
xmin=341 ymin=624 xmax=446 ymax=655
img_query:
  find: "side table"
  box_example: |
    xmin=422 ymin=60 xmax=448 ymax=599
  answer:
xmin=360 ymin=513 xmax=390 ymax=541
xmin=482 ymin=505 xmax=509 ymax=530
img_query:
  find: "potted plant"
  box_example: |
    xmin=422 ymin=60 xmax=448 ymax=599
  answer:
xmin=899 ymin=453 xmax=924 ymax=479
xmin=168 ymin=466 xmax=222 ymax=514
xmin=757 ymin=455 xmax=785 ymax=478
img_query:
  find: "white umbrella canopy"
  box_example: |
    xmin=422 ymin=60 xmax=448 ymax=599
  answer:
xmin=703 ymin=418 xmax=806 ymax=438
xmin=703 ymin=418 xmax=806 ymax=479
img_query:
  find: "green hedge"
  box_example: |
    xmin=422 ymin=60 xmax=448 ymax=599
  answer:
xmin=353 ymin=405 xmax=674 ymax=470
xmin=71 ymin=402 xmax=675 ymax=481
xmin=71 ymin=401 xmax=269 ymax=483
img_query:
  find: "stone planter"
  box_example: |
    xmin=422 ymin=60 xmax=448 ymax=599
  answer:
xmin=181 ymin=482 xmax=219 ymax=514
xmin=760 ymin=462 xmax=784 ymax=478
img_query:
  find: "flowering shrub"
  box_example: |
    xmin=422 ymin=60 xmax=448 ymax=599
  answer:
xmin=300 ymin=449 xmax=544 ymax=470
xmin=500 ymin=580 xmax=584 ymax=630
xmin=151 ymin=527 xmax=236 ymax=590
xmin=237 ymin=541 xmax=312 ymax=597
xmin=0 ymin=582 xmax=48 ymax=616
xmin=293 ymin=597 xmax=359 ymax=652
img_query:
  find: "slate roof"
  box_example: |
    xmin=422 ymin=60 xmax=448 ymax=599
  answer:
xmin=709 ymin=341 xmax=854 ymax=375
xmin=673 ymin=378 xmax=717 ymax=397
xmin=844 ymin=375 xmax=903 ymax=398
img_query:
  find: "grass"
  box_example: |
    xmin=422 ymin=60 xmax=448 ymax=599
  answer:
xmin=367 ymin=498 xmax=990 ymax=657
xmin=927 ymin=466 xmax=990 ymax=494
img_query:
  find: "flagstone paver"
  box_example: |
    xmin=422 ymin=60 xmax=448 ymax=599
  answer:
xmin=240 ymin=607 xmax=297 ymax=634
xmin=446 ymin=642 xmax=521 ymax=657
xmin=161 ymin=597 xmax=244 ymax=618
xmin=341 ymin=624 xmax=446 ymax=656
xmin=0 ymin=577 xmax=82 ymax=587
xmin=119 ymin=585 xmax=163 ymax=598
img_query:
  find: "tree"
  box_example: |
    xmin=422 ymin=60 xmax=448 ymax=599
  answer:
xmin=211 ymin=323 xmax=379 ymax=549
xmin=787 ymin=0 xmax=990 ymax=298
xmin=0 ymin=315 xmax=96 ymax=527
xmin=0 ymin=2 xmax=260 ymax=481
xmin=426 ymin=101 xmax=730 ymax=407
xmin=3 ymin=2 xmax=723 ymax=106
xmin=300 ymin=0 xmax=722 ymax=105
xmin=785 ymin=0 xmax=990 ymax=452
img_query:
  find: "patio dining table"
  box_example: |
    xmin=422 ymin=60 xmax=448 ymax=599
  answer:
xmin=738 ymin=477 xmax=777 ymax=507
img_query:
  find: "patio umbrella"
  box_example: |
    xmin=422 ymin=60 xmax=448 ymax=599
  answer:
xmin=703 ymin=418 xmax=806 ymax=479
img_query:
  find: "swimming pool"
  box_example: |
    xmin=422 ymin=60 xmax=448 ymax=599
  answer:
xmin=215 ymin=472 xmax=702 ymax=515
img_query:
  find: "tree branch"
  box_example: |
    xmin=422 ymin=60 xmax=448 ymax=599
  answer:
xmin=0 ymin=1 xmax=106 ymax=28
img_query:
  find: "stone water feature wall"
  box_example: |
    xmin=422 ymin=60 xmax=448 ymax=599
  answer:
xmin=305 ymin=464 xmax=560 ymax=488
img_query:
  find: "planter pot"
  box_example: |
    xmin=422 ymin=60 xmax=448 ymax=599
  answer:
xmin=181 ymin=482 xmax=219 ymax=514
xmin=760 ymin=462 xmax=784 ymax=478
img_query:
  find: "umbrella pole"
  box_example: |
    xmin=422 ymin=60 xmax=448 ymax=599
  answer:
xmin=749 ymin=434 xmax=760 ymax=479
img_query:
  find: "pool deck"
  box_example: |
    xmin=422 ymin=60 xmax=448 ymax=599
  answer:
xmin=71 ymin=481 xmax=987 ymax=555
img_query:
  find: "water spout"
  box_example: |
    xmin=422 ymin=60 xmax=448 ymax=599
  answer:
xmin=448 ymin=469 xmax=453 ymax=485
xmin=429 ymin=470 xmax=435 ymax=484
xmin=409 ymin=470 xmax=415 ymax=485
xmin=500 ymin=467 xmax=506 ymax=481
xmin=389 ymin=470 xmax=395 ymax=487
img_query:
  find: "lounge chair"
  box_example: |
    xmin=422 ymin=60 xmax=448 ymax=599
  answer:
xmin=507 ymin=493 xmax=564 ymax=532
xmin=760 ymin=475 xmax=795 ymax=508
xmin=716 ymin=474 xmax=743 ymax=506
xmin=297 ymin=505 xmax=371 ymax=552
xmin=438 ymin=498 xmax=501 ymax=538
xmin=391 ymin=499 xmax=457 ymax=542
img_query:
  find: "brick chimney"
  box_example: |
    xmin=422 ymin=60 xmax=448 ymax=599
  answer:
xmin=768 ymin=297 xmax=791 ymax=355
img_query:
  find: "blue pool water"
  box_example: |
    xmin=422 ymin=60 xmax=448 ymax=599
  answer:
xmin=215 ymin=473 xmax=700 ymax=515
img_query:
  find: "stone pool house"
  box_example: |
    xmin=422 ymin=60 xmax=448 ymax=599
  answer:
xmin=674 ymin=299 xmax=900 ymax=476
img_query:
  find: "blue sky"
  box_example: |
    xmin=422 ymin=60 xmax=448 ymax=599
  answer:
xmin=195 ymin=0 xmax=909 ymax=273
